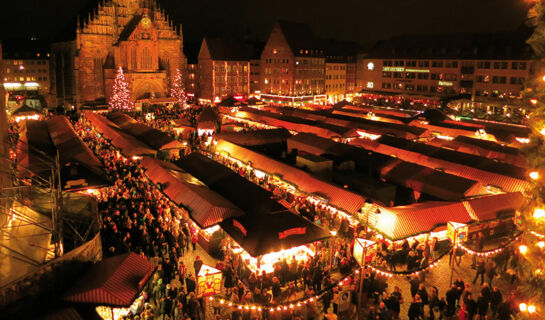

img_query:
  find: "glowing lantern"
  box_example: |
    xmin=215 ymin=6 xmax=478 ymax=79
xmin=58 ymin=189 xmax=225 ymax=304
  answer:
xmin=519 ymin=245 xmax=528 ymax=255
xmin=530 ymin=171 xmax=540 ymax=180
xmin=531 ymin=99 xmax=538 ymax=105
xmin=541 ymin=128 xmax=545 ymax=136
xmin=196 ymin=265 xmax=223 ymax=298
xmin=538 ymin=241 xmax=545 ymax=249
xmin=353 ymin=238 xmax=376 ymax=265
xmin=534 ymin=208 xmax=545 ymax=219
xmin=528 ymin=305 xmax=536 ymax=314
xmin=520 ymin=303 xmax=527 ymax=312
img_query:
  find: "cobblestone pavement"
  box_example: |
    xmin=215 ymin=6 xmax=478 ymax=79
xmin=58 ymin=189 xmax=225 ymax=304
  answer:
xmin=155 ymin=244 xmax=515 ymax=320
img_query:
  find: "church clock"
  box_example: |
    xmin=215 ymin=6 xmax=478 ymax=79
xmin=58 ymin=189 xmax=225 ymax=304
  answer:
xmin=141 ymin=17 xmax=151 ymax=29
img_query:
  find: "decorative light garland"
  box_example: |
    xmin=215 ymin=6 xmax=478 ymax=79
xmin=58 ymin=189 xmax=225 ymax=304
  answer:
xmin=208 ymin=271 xmax=357 ymax=313
xmin=529 ymin=229 xmax=545 ymax=238
xmin=455 ymin=233 xmax=522 ymax=257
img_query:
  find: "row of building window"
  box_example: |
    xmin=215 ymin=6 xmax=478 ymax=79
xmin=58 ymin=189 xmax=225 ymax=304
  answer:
xmin=326 ymin=83 xmax=345 ymax=90
xmin=475 ymin=75 xmax=524 ymax=84
xmin=264 ymin=58 xmax=289 ymax=64
xmin=326 ymin=74 xmax=345 ymax=80
xmin=381 ymin=60 xmax=527 ymax=70
xmin=326 ymin=65 xmax=346 ymax=71
xmin=7 ymin=60 xmax=47 ymax=65
xmin=4 ymin=76 xmax=42 ymax=82
xmin=5 ymin=68 xmax=48 ymax=74
xmin=213 ymin=65 xmax=248 ymax=72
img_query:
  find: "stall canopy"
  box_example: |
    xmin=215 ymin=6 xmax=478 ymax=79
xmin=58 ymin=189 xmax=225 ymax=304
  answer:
xmin=266 ymin=106 xmax=429 ymax=139
xmin=176 ymin=153 xmax=331 ymax=256
xmin=220 ymin=209 xmax=331 ymax=257
xmin=369 ymin=192 xmax=524 ymax=240
xmin=18 ymin=117 xmax=109 ymax=190
xmin=141 ymin=157 xmax=243 ymax=228
xmin=197 ymin=106 xmax=221 ymax=130
xmin=107 ymin=112 xmax=184 ymax=150
xmin=63 ymin=252 xmax=156 ymax=307
xmin=215 ymin=139 xmax=367 ymax=215
xmin=10 ymin=104 xmax=40 ymax=117
xmin=332 ymin=100 xmax=353 ymax=109
xmin=353 ymin=135 xmax=531 ymax=193
xmin=379 ymin=159 xmax=485 ymax=201
xmin=216 ymin=129 xmax=292 ymax=146
xmin=234 ymin=108 xmax=359 ymax=138
xmin=430 ymin=135 xmax=525 ymax=167
xmin=218 ymin=96 xmax=246 ymax=107
xmin=83 ymin=112 xmax=156 ymax=157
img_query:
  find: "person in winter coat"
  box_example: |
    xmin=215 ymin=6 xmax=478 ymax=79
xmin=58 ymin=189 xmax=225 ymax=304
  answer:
xmin=490 ymin=286 xmax=503 ymax=317
xmin=408 ymin=296 xmax=423 ymax=320
xmin=477 ymin=292 xmax=489 ymax=320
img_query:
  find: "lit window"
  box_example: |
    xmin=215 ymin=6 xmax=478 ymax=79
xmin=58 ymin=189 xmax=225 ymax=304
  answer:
xmin=367 ymin=62 xmax=374 ymax=70
xmin=367 ymin=82 xmax=374 ymax=88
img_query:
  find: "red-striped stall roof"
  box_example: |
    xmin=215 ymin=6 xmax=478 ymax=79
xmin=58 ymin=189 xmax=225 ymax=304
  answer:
xmin=83 ymin=112 xmax=157 ymax=157
xmin=216 ymin=139 xmax=367 ymax=215
xmin=141 ymin=157 xmax=243 ymax=228
xmin=63 ymin=253 xmax=156 ymax=307
xmin=370 ymin=192 xmax=524 ymax=240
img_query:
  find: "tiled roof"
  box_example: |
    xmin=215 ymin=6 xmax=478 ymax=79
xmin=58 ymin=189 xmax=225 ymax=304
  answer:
xmin=276 ymin=20 xmax=323 ymax=56
xmin=204 ymin=38 xmax=255 ymax=61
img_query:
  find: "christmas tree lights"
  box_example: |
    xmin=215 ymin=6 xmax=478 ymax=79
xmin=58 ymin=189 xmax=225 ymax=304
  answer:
xmin=170 ymin=68 xmax=187 ymax=108
xmin=515 ymin=1 xmax=545 ymax=317
xmin=109 ymin=67 xmax=134 ymax=111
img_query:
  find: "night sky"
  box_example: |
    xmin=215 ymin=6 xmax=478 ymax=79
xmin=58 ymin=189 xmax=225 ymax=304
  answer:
xmin=0 ymin=0 xmax=529 ymax=45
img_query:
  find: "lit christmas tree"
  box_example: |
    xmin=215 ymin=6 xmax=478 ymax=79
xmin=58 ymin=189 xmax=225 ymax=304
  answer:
xmin=170 ymin=68 xmax=187 ymax=108
xmin=515 ymin=1 xmax=545 ymax=317
xmin=109 ymin=66 xmax=134 ymax=111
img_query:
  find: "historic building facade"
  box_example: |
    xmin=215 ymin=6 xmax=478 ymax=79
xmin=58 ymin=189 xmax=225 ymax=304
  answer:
xmin=52 ymin=0 xmax=186 ymax=107
xmin=260 ymin=21 xmax=326 ymax=106
xmin=197 ymin=38 xmax=253 ymax=101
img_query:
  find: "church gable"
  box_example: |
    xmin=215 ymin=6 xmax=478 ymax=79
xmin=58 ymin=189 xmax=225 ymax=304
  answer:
xmin=120 ymin=15 xmax=158 ymax=42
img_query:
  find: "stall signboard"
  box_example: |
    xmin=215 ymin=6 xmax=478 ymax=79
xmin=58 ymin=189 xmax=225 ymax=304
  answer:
xmin=279 ymin=227 xmax=306 ymax=239
xmin=196 ymin=265 xmax=223 ymax=298
xmin=353 ymin=238 xmax=376 ymax=265
xmin=447 ymin=221 xmax=468 ymax=243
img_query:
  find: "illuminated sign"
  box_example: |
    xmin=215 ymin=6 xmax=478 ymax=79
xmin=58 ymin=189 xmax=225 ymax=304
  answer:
xmin=24 ymin=82 xmax=39 ymax=87
xmin=3 ymin=82 xmax=22 ymax=89
xmin=196 ymin=265 xmax=222 ymax=298
xmin=382 ymin=67 xmax=405 ymax=72
xmin=278 ymin=227 xmax=306 ymax=239
xmin=233 ymin=219 xmax=247 ymax=236
xmin=438 ymin=81 xmax=454 ymax=86
xmin=405 ymin=68 xmax=429 ymax=73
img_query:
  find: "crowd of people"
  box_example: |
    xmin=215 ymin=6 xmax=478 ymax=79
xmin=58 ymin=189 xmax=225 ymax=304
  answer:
xmin=49 ymin=105 xmax=524 ymax=320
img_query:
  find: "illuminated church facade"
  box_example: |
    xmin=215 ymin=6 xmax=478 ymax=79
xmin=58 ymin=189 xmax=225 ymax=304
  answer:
xmin=52 ymin=0 xmax=186 ymax=107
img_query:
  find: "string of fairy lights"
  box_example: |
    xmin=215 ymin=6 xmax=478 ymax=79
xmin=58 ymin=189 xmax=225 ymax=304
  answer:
xmin=203 ymin=237 xmax=521 ymax=313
